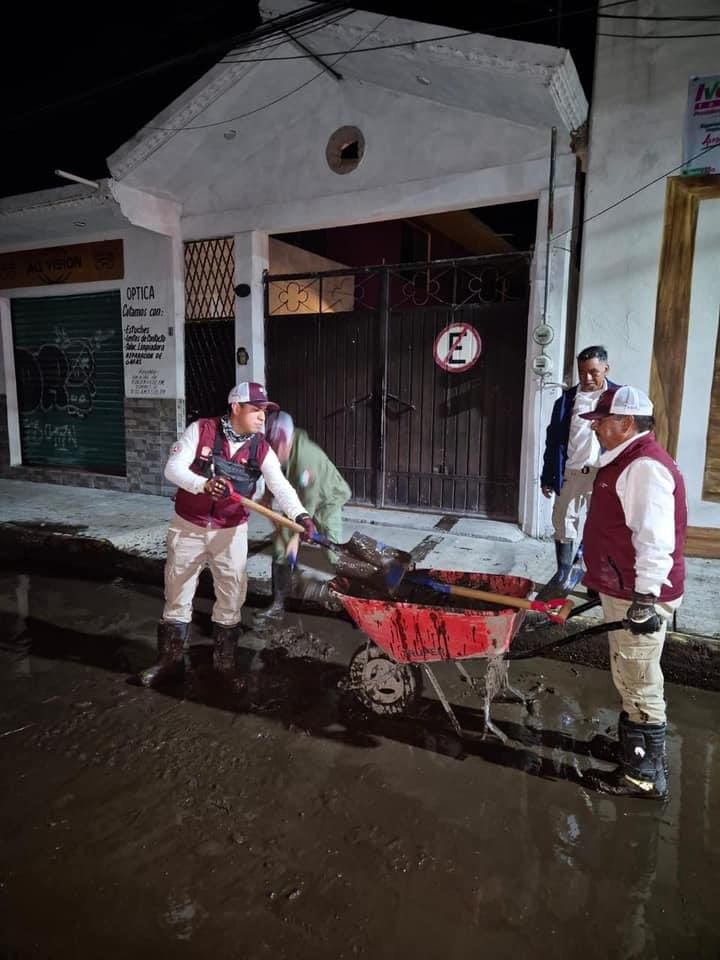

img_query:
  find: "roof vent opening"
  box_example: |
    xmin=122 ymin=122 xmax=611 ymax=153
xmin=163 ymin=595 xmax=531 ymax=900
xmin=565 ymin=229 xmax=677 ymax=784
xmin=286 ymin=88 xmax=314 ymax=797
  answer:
xmin=326 ymin=126 xmax=365 ymax=175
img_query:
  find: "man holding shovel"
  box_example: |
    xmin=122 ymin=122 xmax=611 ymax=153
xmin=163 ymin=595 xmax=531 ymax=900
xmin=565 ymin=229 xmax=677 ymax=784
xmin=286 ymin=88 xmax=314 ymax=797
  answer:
xmin=253 ymin=411 xmax=352 ymax=628
xmin=138 ymin=382 xmax=317 ymax=688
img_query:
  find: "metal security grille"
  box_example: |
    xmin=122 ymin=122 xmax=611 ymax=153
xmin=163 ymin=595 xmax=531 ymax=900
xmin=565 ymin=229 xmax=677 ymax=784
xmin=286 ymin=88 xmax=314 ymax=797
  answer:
xmin=266 ymin=254 xmax=530 ymax=519
xmin=11 ymin=291 xmax=126 ymax=475
xmin=185 ymin=238 xmax=235 ymax=320
xmin=184 ymin=238 xmax=236 ymax=422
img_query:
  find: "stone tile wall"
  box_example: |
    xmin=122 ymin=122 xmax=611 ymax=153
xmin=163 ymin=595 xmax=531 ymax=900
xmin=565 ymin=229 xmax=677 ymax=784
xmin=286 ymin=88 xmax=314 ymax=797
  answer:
xmin=0 ymin=396 xmax=180 ymax=496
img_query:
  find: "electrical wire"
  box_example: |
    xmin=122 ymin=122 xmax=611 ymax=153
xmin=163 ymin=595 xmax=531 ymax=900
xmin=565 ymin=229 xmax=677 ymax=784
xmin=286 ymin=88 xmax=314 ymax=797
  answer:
xmin=144 ymin=14 xmax=392 ymax=132
xmin=551 ymin=143 xmax=720 ymax=243
xmin=598 ymin=30 xmax=720 ymax=37
xmin=8 ymin=0 xmax=637 ymax=127
xmin=5 ymin=5 xmax=352 ymax=126
xmin=599 ymin=12 xmax=720 ymax=20
xmin=220 ymin=0 xmax=640 ymax=64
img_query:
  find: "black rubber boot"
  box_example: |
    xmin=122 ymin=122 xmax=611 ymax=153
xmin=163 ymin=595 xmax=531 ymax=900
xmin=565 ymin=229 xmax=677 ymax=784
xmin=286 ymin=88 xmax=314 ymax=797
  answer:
xmin=588 ymin=710 xmax=628 ymax=763
xmin=212 ymin=622 xmax=242 ymax=674
xmin=136 ymin=620 xmax=189 ymax=688
xmin=299 ymin=579 xmax=344 ymax=613
xmin=589 ymin=719 xmax=668 ymax=800
xmin=252 ymin=562 xmax=292 ymax=629
xmin=536 ymin=541 xmax=575 ymax=601
xmin=554 ymin=540 xmax=575 ymax=583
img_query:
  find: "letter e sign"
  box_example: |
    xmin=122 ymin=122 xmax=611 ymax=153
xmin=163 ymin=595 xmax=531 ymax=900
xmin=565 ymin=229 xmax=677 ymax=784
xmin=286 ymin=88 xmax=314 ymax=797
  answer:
xmin=433 ymin=323 xmax=482 ymax=372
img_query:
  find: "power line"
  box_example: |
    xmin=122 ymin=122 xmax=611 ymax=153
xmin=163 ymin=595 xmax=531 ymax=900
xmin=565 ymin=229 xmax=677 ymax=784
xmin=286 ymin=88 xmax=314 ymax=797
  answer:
xmin=7 ymin=0 xmax=637 ymax=131
xmin=142 ymin=2 xmax=637 ymax=134
xmin=6 ymin=5 xmax=351 ymax=127
xmin=145 ymin=15 xmax=392 ymax=132
xmin=598 ymin=30 xmax=720 ymax=37
xmin=8 ymin=0 xmax=634 ymax=129
xmin=221 ymin=0 xmax=639 ymax=64
xmin=599 ymin=12 xmax=720 ymax=20
xmin=551 ymin=144 xmax=720 ymax=243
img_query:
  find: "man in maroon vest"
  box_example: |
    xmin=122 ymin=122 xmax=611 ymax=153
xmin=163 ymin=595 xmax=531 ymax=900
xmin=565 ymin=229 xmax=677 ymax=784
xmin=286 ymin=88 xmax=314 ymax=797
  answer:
xmin=138 ymin=381 xmax=317 ymax=688
xmin=580 ymin=385 xmax=687 ymax=800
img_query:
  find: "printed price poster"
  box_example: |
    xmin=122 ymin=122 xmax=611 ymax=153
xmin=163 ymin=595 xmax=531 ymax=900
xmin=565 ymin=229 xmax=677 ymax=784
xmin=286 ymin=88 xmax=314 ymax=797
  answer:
xmin=683 ymin=75 xmax=720 ymax=176
xmin=122 ymin=282 xmax=171 ymax=398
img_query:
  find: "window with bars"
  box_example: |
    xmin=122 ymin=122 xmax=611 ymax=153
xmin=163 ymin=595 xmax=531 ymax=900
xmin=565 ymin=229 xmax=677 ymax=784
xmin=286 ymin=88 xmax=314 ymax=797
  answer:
xmin=184 ymin=238 xmax=236 ymax=422
xmin=184 ymin=238 xmax=235 ymax=320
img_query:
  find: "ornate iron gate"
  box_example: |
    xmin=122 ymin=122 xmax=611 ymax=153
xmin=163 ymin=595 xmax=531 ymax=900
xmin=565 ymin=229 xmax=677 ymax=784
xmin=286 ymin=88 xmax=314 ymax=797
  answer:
xmin=184 ymin=238 xmax=236 ymax=423
xmin=265 ymin=254 xmax=530 ymax=520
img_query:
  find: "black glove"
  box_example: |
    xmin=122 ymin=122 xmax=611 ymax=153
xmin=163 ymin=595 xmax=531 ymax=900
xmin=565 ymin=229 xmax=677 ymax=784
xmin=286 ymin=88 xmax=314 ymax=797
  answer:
xmin=626 ymin=593 xmax=662 ymax=635
xmin=295 ymin=513 xmax=318 ymax=543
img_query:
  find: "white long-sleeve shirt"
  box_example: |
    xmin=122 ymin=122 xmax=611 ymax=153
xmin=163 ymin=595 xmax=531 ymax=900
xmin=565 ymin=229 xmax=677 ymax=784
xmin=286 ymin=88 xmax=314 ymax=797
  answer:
xmin=565 ymin=386 xmax=605 ymax=470
xmin=598 ymin=432 xmax=682 ymax=597
xmin=164 ymin=421 xmax=306 ymax=522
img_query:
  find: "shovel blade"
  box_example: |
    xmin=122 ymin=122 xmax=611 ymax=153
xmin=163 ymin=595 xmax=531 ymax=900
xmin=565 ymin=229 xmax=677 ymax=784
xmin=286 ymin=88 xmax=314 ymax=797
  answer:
xmin=345 ymin=532 xmax=413 ymax=571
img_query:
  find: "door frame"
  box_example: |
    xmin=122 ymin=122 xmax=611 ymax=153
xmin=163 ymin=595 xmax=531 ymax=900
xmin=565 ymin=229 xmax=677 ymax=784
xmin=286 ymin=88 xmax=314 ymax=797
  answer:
xmin=650 ymin=174 xmax=720 ymax=557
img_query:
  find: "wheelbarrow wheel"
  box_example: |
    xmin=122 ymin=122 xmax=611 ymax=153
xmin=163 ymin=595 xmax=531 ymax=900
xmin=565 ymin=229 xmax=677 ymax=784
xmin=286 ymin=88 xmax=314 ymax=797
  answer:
xmin=347 ymin=644 xmax=420 ymax=717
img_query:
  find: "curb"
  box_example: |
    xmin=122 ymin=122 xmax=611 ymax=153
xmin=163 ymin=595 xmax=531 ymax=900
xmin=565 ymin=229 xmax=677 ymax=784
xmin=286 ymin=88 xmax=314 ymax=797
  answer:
xmin=3 ymin=524 xmax=719 ymax=692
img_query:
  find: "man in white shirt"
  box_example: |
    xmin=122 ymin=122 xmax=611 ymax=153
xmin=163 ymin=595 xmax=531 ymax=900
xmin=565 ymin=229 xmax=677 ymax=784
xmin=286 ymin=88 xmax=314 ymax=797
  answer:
xmin=137 ymin=382 xmax=317 ymax=689
xmin=580 ymin=386 xmax=687 ymax=800
xmin=541 ymin=346 xmax=617 ymax=590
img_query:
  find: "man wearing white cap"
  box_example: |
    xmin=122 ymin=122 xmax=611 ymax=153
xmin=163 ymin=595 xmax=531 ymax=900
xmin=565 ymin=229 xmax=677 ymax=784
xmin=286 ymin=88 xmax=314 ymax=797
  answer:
xmin=580 ymin=385 xmax=687 ymax=799
xmin=137 ymin=382 xmax=317 ymax=688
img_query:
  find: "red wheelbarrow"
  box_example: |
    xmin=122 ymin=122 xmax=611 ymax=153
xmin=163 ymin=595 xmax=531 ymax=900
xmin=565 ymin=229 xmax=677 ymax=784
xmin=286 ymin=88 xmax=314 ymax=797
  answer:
xmin=330 ymin=569 xmax=537 ymax=741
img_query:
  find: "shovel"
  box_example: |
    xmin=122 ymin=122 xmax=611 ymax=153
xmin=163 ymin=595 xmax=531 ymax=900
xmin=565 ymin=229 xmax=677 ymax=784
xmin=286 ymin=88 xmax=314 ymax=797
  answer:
xmin=219 ymin=480 xmax=413 ymax=585
xmin=397 ymin=573 xmax=575 ymax=623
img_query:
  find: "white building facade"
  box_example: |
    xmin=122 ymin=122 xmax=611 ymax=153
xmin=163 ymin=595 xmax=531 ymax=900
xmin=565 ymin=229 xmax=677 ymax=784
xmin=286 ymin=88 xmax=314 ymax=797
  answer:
xmin=576 ymin=0 xmax=720 ymax=555
xmin=0 ymin=3 xmax=588 ymax=533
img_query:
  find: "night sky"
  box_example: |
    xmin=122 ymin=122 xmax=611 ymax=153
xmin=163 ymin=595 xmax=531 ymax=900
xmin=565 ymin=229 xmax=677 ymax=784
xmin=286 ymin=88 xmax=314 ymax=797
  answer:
xmin=2 ymin=1 xmax=598 ymax=199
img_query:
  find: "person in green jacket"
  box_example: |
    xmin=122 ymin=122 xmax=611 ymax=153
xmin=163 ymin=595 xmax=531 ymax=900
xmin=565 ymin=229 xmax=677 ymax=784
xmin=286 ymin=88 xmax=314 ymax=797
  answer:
xmin=253 ymin=411 xmax=352 ymax=626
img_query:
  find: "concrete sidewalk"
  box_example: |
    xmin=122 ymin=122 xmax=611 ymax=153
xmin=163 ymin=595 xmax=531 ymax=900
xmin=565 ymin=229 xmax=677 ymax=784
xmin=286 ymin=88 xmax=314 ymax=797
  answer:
xmin=2 ymin=478 xmax=718 ymax=644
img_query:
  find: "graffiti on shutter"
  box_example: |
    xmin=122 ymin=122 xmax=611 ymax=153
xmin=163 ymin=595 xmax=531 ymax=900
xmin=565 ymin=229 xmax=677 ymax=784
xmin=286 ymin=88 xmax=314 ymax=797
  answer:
xmin=11 ymin=292 xmax=126 ymax=475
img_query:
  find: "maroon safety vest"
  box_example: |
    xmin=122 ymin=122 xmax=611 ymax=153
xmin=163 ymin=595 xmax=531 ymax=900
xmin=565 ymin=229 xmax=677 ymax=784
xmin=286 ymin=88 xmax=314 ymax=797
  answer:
xmin=583 ymin=433 xmax=687 ymax=601
xmin=174 ymin=418 xmax=268 ymax=529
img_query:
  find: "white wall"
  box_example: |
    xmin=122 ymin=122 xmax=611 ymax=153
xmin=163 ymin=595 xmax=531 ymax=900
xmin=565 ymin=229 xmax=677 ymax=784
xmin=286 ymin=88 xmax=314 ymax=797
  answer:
xmin=677 ymin=198 xmax=720 ymax=526
xmin=577 ymin=0 xmax=720 ymax=385
xmin=577 ymin=0 xmax=720 ymax=528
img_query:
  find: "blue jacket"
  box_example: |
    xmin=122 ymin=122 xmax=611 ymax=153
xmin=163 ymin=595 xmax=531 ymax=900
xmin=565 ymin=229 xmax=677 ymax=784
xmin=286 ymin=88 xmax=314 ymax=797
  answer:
xmin=541 ymin=380 xmax=619 ymax=495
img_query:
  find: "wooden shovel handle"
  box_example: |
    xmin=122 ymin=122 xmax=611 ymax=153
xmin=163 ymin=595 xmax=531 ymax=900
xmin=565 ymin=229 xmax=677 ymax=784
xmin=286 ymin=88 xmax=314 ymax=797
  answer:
xmin=447 ymin=584 xmax=536 ymax=610
xmin=228 ymin=490 xmax=305 ymax=534
xmin=447 ymin=584 xmax=575 ymax=623
xmin=554 ymin=599 xmax=575 ymax=623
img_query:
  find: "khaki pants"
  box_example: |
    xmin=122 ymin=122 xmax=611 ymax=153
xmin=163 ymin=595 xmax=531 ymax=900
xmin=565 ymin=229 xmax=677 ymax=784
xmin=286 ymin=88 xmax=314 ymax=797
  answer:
xmin=600 ymin=593 xmax=682 ymax=725
xmin=552 ymin=467 xmax=597 ymax=543
xmin=162 ymin=515 xmax=248 ymax=626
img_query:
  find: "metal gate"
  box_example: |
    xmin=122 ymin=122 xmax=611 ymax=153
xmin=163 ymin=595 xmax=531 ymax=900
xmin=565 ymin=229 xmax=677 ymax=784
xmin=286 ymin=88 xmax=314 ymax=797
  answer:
xmin=184 ymin=238 xmax=236 ymax=423
xmin=265 ymin=254 xmax=529 ymax=520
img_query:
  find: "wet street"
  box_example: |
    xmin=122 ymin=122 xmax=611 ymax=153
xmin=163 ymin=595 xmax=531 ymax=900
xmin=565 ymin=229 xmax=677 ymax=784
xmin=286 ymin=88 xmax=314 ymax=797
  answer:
xmin=0 ymin=570 xmax=718 ymax=960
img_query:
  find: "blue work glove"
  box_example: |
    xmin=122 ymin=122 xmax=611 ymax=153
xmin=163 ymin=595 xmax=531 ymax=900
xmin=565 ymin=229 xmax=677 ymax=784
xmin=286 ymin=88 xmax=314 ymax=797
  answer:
xmin=626 ymin=593 xmax=662 ymax=635
xmin=295 ymin=513 xmax=318 ymax=543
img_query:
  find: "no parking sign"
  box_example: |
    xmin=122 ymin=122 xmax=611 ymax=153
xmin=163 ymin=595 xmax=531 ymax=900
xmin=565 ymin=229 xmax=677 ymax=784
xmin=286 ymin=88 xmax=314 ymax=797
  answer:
xmin=433 ymin=322 xmax=482 ymax=372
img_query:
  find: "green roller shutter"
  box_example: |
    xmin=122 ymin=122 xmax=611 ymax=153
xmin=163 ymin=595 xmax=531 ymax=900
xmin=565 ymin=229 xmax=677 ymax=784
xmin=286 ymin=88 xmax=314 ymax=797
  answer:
xmin=11 ymin=291 xmax=126 ymax=475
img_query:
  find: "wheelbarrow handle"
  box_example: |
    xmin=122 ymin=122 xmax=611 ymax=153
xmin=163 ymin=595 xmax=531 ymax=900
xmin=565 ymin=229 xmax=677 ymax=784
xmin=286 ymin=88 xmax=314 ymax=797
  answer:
xmin=222 ymin=482 xmax=333 ymax=547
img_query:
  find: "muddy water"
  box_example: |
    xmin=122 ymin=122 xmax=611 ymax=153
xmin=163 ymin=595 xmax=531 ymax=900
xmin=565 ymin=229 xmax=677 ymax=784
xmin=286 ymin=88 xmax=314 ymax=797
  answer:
xmin=0 ymin=570 xmax=719 ymax=960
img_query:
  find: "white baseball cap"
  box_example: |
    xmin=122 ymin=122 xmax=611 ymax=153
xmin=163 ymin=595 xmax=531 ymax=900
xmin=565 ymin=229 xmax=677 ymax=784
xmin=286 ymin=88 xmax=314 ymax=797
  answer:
xmin=227 ymin=381 xmax=279 ymax=412
xmin=580 ymin=385 xmax=654 ymax=420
